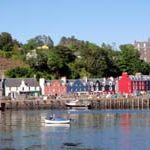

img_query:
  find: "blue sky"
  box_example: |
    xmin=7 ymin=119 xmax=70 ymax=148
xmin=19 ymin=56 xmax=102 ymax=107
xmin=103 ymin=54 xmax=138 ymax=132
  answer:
xmin=0 ymin=0 xmax=150 ymax=46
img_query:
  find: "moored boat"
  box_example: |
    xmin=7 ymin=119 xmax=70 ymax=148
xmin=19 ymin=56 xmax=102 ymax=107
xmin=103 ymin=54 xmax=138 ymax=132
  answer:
xmin=44 ymin=115 xmax=70 ymax=124
xmin=65 ymin=99 xmax=91 ymax=108
xmin=44 ymin=123 xmax=70 ymax=127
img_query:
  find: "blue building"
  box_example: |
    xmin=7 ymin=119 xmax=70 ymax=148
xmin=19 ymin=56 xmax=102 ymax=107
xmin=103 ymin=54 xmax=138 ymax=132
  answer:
xmin=67 ymin=79 xmax=88 ymax=94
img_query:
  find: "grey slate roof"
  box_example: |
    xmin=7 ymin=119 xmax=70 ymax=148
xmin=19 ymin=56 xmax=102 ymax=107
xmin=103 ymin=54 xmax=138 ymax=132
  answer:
xmin=5 ymin=78 xmax=39 ymax=87
xmin=129 ymin=75 xmax=150 ymax=81
xmin=45 ymin=79 xmax=65 ymax=85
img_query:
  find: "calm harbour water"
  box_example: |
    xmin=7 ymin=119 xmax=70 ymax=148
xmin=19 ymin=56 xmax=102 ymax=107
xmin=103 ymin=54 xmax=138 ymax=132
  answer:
xmin=0 ymin=109 xmax=150 ymax=150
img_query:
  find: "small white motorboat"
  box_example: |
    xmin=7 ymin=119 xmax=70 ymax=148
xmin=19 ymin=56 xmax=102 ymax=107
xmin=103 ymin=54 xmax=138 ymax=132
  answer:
xmin=65 ymin=99 xmax=79 ymax=107
xmin=44 ymin=115 xmax=70 ymax=124
xmin=65 ymin=99 xmax=91 ymax=109
xmin=44 ymin=123 xmax=70 ymax=127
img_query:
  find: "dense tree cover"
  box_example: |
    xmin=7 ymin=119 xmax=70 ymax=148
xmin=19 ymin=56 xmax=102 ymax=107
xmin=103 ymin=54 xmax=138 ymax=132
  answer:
xmin=0 ymin=32 xmax=22 ymax=58
xmin=47 ymin=46 xmax=76 ymax=78
xmin=59 ymin=36 xmax=85 ymax=51
xmin=0 ymin=32 xmax=13 ymax=51
xmin=5 ymin=67 xmax=33 ymax=78
xmin=1 ymin=32 xmax=150 ymax=79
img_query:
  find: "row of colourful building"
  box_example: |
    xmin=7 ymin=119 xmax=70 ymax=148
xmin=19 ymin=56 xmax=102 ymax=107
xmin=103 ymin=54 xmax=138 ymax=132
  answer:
xmin=0 ymin=72 xmax=150 ymax=100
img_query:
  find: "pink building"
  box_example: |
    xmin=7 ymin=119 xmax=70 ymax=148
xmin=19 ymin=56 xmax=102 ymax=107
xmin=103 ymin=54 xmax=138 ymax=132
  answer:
xmin=44 ymin=80 xmax=67 ymax=96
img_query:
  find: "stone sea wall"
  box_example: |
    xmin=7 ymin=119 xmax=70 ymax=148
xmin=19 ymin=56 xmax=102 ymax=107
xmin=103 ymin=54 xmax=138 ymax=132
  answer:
xmin=1 ymin=96 xmax=150 ymax=110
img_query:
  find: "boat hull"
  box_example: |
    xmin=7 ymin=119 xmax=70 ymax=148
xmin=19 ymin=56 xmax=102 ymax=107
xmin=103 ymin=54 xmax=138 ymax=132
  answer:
xmin=65 ymin=100 xmax=91 ymax=109
xmin=44 ymin=119 xmax=70 ymax=124
xmin=65 ymin=103 xmax=91 ymax=109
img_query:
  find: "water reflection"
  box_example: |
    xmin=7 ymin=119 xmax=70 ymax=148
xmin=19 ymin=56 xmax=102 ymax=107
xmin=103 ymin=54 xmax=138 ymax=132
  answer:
xmin=42 ymin=123 xmax=70 ymax=127
xmin=0 ymin=110 xmax=150 ymax=150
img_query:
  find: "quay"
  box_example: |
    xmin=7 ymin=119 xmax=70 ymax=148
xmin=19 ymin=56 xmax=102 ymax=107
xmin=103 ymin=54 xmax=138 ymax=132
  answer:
xmin=1 ymin=96 xmax=150 ymax=110
xmin=0 ymin=99 xmax=66 ymax=110
xmin=90 ymin=97 xmax=150 ymax=109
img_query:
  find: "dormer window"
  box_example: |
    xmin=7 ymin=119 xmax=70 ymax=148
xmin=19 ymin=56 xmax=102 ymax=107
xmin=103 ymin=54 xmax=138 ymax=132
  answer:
xmin=22 ymin=87 xmax=24 ymax=91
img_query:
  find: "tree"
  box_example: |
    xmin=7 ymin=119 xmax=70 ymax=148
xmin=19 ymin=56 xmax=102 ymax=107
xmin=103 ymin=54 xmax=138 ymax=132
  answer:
xmin=23 ymin=39 xmax=39 ymax=52
xmin=47 ymin=46 xmax=75 ymax=78
xmin=78 ymin=43 xmax=111 ymax=77
xmin=26 ymin=49 xmax=49 ymax=71
xmin=139 ymin=61 xmax=150 ymax=74
xmin=59 ymin=36 xmax=85 ymax=51
xmin=47 ymin=51 xmax=64 ymax=78
xmin=34 ymin=35 xmax=53 ymax=47
xmin=69 ymin=59 xmax=85 ymax=79
xmin=101 ymin=43 xmax=121 ymax=77
xmin=5 ymin=67 xmax=33 ymax=78
xmin=54 ymin=46 xmax=76 ymax=62
xmin=23 ymin=35 xmax=53 ymax=53
xmin=118 ymin=44 xmax=150 ymax=75
xmin=0 ymin=32 xmax=13 ymax=51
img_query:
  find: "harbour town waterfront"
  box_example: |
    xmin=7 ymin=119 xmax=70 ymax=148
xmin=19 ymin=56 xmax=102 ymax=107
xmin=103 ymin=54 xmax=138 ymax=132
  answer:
xmin=1 ymin=72 xmax=150 ymax=101
xmin=1 ymin=1 xmax=150 ymax=149
xmin=1 ymin=72 xmax=150 ymax=111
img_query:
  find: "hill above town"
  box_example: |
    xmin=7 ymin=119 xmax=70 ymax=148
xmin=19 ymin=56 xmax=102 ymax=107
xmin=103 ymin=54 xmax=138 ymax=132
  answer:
xmin=0 ymin=57 xmax=27 ymax=76
xmin=0 ymin=32 xmax=150 ymax=79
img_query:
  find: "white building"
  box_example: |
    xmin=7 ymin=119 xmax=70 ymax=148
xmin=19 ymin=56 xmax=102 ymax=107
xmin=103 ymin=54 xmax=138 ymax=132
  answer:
xmin=4 ymin=78 xmax=40 ymax=100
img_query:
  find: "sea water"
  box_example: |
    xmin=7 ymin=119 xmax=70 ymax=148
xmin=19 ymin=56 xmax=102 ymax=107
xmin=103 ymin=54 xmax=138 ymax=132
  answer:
xmin=0 ymin=109 xmax=150 ymax=150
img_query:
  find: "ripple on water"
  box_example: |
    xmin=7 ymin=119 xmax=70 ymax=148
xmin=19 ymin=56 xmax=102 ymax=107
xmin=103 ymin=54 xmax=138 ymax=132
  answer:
xmin=24 ymin=144 xmax=46 ymax=150
xmin=0 ymin=138 xmax=14 ymax=142
xmin=23 ymin=134 xmax=38 ymax=138
xmin=0 ymin=148 xmax=15 ymax=150
xmin=62 ymin=142 xmax=104 ymax=150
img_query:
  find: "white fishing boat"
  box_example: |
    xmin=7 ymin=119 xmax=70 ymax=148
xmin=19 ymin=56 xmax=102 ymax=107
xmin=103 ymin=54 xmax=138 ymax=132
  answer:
xmin=44 ymin=115 xmax=71 ymax=124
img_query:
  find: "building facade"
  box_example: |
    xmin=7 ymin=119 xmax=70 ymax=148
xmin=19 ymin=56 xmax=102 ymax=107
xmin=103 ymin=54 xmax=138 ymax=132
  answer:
xmin=44 ymin=80 xmax=67 ymax=97
xmin=118 ymin=72 xmax=133 ymax=95
xmin=67 ymin=79 xmax=89 ymax=94
xmin=88 ymin=78 xmax=116 ymax=94
xmin=0 ymin=78 xmax=4 ymax=100
xmin=4 ymin=78 xmax=40 ymax=99
xmin=134 ymin=38 xmax=150 ymax=62
xmin=118 ymin=72 xmax=150 ymax=95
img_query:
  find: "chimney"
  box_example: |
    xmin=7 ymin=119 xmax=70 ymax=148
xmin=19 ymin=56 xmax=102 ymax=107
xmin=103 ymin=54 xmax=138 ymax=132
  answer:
xmin=39 ymin=78 xmax=45 ymax=95
xmin=61 ymin=77 xmax=66 ymax=84
xmin=83 ymin=76 xmax=88 ymax=82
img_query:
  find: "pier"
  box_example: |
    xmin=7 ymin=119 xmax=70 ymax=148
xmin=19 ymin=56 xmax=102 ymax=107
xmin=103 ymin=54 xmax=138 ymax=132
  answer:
xmin=90 ymin=97 xmax=150 ymax=109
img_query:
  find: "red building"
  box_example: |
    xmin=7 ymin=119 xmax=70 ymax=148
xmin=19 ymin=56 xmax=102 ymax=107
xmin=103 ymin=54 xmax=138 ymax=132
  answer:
xmin=118 ymin=72 xmax=132 ymax=95
xmin=44 ymin=80 xmax=67 ymax=96
xmin=118 ymin=72 xmax=147 ymax=95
